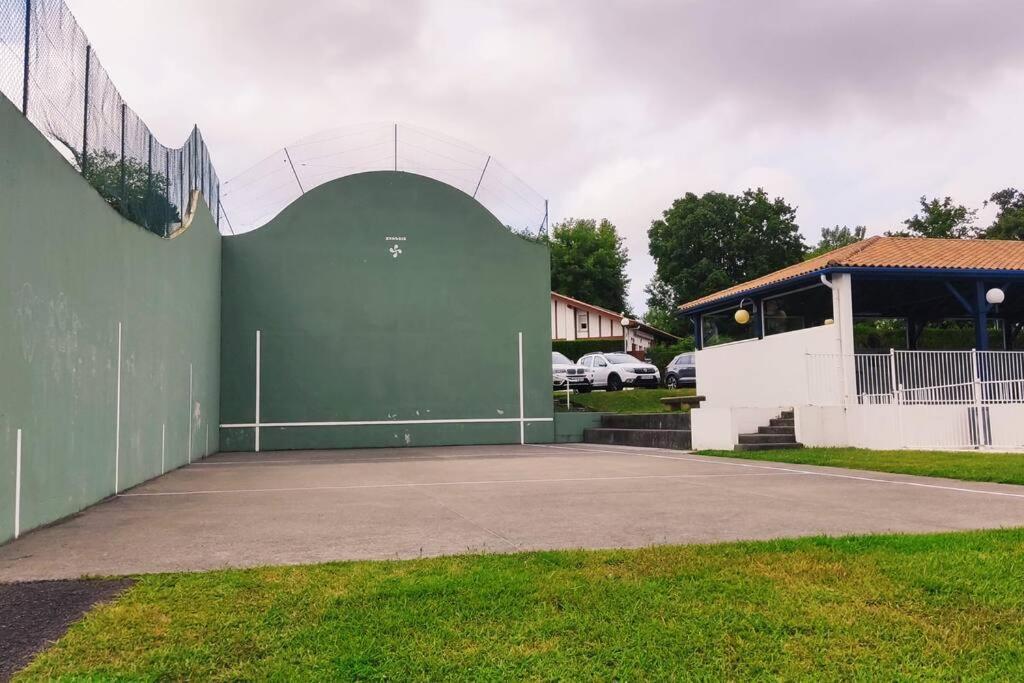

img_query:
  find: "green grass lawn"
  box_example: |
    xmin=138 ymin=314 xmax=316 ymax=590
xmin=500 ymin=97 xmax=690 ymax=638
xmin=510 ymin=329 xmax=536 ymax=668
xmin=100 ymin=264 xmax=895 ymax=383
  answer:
xmin=554 ymin=387 xmax=695 ymax=413
xmin=19 ymin=529 xmax=1024 ymax=681
xmin=699 ymin=447 xmax=1024 ymax=486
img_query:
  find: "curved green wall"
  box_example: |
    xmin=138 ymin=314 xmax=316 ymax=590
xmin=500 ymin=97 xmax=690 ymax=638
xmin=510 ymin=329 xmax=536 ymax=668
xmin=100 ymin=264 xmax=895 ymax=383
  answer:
xmin=220 ymin=172 xmax=553 ymax=450
xmin=0 ymin=97 xmax=221 ymax=544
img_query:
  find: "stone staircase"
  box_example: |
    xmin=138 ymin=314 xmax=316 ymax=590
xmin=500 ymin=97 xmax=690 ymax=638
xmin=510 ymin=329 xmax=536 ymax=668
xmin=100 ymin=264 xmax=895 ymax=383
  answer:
xmin=583 ymin=413 xmax=692 ymax=450
xmin=735 ymin=410 xmax=803 ymax=451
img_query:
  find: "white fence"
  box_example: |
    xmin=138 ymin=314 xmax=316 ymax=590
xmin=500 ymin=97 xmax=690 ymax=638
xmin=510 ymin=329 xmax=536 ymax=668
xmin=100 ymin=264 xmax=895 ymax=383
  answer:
xmin=806 ymin=350 xmax=1024 ymax=450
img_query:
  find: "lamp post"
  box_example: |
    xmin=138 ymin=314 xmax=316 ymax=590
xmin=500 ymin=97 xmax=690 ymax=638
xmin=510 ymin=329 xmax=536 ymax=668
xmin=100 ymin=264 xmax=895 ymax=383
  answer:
xmin=620 ymin=315 xmax=631 ymax=352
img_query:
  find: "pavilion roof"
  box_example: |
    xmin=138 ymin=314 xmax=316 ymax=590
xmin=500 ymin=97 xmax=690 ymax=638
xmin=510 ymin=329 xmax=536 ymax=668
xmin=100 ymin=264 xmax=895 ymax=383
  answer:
xmin=679 ymin=237 xmax=1024 ymax=313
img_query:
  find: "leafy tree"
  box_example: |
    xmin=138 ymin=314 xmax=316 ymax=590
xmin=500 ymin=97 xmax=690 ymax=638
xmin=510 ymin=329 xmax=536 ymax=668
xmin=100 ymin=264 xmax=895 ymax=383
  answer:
xmin=54 ymin=137 xmax=180 ymax=234
xmin=647 ymin=188 xmax=806 ymax=307
xmin=642 ymin=276 xmax=690 ymax=337
xmin=549 ymin=218 xmax=631 ymax=314
xmin=888 ymin=196 xmax=978 ymax=239
xmin=806 ymin=225 xmax=866 ymax=259
xmin=983 ymin=188 xmax=1024 ymax=240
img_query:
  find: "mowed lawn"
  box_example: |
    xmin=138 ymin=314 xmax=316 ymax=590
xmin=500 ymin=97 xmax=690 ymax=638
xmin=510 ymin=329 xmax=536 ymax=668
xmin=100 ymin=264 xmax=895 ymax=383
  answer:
xmin=555 ymin=387 xmax=696 ymax=413
xmin=19 ymin=530 xmax=1024 ymax=681
xmin=700 ymin=447 xmax=1024 ymax=486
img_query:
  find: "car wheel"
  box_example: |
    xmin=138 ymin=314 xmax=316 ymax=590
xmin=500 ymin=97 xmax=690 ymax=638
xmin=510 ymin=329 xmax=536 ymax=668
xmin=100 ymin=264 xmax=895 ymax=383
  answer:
xmin=665 ymin=374 xmax=677 ymax=389
xmin=607 ymin=374 xmax=622 ymax=391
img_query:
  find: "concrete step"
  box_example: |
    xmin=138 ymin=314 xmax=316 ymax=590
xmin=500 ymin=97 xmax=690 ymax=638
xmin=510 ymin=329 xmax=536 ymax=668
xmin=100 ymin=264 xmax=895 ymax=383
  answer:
xmin=780 ymin=409 xmax=794 ymax=419
xmin=737 ymin=432 xmax=797 ymax=445
xmin=734 ymin=442 xmax=805 ymax=452
xmin=584 ymin=428 xmax=692 ymax=450
xmin=758 ymin=425 xmax=795 ymax=436
xmin=600 ymin=413 xmax=691 ymax=430
xmin=769 ymin=418 xmax=795 ymax=428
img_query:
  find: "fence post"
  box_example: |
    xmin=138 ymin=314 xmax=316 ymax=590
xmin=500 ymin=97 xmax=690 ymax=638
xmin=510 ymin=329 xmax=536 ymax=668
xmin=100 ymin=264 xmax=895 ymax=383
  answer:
xmin=119 ymin=103 xmax=126 ymax=208
xmin=971 ymin=349 xmax=984 ymax=449
xmin=81 ymin=45 xmax=91 ymax=172
xmin=21 ymin=0 xmax=31 ymax=115
xmin=164 ymin=150 xmax=170 ymax=236
xmin=889 ymin=349 xmax=904 ymax=446
xmin=145 ymin=133 xmax=153 ymax=230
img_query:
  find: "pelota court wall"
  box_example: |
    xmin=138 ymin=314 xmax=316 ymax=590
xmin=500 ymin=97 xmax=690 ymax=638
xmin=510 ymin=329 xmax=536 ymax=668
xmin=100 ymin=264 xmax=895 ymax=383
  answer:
xmin=219 ymin=171 xmax=554 ymax=451
xmin=0 ymin=97 xmax=222 ymax=544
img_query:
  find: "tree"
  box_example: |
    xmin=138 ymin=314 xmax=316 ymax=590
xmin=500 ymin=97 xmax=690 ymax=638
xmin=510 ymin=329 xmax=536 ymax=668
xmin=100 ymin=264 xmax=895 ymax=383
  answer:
xmin=642 ymin=276 xmax=690 ymax=337
xmin=983 ymin=188 xmax=1024 ymax=240
xmin=806 ymin=225 xmax=866 ymax=259
xmin=647 ymin=188 xmax=806 ymax=307
xmin=549 ymin=218 xmax=631 ymax=314
xmin=888 ymin=196 xmax=979 ymax=239
xmin=53 ymin=137 xmax=180 ymax=235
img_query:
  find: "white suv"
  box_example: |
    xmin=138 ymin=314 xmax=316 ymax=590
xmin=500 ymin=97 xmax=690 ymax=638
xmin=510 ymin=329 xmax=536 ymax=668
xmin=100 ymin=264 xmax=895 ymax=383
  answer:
xmin=578 ymin=352 xmax=660 ymax=391
xmin=552 ymin=352 xmax=594 ymax=392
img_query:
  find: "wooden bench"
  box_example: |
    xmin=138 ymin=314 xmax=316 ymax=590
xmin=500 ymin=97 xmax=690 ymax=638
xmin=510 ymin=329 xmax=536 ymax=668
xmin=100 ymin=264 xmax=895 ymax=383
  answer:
xmin=660 ymin=395 xmax=705 ymax=411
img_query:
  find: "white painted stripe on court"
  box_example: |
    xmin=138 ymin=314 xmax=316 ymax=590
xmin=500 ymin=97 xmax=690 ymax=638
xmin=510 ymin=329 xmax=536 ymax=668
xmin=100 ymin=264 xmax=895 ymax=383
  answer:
xmin=531 ymin=443 xmax=1024 ymax=501
xmin=517 ymin=331 xmax=525 ymax=445
xmin=14 ymin=429 xmax=22 ymax=539
xmin=220 ymin=417 xmax=554 ymax=428
xmin=114 ymin=321 xmax=122 ymax=493
xmin=189 ymin=450 xmax=583 ymax=466
xmin=118 ymin=471 xmax=790 ymax=497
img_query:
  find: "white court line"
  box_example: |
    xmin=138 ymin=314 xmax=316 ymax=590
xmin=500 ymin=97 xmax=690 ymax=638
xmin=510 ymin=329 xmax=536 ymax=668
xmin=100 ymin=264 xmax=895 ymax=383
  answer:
xmin=254 ymin=329 xmax=261 ymax=453
xmin=114 ymin=321 xmax=122 ymax=493
xmin=14 ymin=429 xmax=22 ymax=539
xmin=191 ymin=451 xmax=566 ymax=466
xmin=187 ymin=363 xmax=193 ymax=464
xmin=220 ymin=417 xmax=554 ymax=428
xmin=517 ymin=331 xmax=525 ymax=445
xmin=118 ymin=471 xmax=789 ymax=497
xmin=532 ymin=443 xmax=1024 ymax=501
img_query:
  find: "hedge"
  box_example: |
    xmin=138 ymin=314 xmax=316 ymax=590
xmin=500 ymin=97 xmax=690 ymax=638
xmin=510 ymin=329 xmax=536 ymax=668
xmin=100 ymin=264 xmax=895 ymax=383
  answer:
xmin=552 ymin=339 xmax=624 ymax=361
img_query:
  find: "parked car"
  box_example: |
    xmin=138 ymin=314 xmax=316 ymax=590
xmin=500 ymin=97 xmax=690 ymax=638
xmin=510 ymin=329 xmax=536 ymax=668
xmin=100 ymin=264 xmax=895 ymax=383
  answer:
xmin=664 ymin=352 xmax=696 ymax=388
xmin=552 ymin=351 xmax=594 ymax=392
xmin=577 ymin=352 xmax=660 ymax=391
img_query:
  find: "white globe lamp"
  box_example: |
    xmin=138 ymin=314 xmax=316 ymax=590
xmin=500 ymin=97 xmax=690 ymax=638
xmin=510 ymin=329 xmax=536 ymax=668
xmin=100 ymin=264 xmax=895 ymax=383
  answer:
xmin=986 ymin=288 xmax=1005 ymax=305
xmin=734 ymin=309 xmax=751 ymax=325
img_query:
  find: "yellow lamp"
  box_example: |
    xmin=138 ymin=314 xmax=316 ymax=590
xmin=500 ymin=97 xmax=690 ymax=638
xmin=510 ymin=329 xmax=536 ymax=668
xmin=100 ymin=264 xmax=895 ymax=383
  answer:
xmin=734 ymin=309 xmax=751 ymax=325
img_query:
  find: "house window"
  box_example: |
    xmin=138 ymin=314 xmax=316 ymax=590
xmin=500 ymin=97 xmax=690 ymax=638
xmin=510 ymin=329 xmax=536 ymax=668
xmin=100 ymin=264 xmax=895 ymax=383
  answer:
xmin=576 ymin=310 xmax=588 ymax=331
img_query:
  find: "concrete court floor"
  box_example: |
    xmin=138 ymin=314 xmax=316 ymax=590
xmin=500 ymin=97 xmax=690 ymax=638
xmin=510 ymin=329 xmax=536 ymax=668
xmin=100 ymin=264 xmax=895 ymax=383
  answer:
xmin=3 ymin=442 xmax=1024 ymax=581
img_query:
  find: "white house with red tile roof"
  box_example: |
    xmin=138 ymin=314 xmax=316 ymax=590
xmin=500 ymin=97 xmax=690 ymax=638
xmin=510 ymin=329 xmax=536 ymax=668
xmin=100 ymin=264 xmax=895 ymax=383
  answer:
xmin=551 ymin=292 xmax=678 ymax=352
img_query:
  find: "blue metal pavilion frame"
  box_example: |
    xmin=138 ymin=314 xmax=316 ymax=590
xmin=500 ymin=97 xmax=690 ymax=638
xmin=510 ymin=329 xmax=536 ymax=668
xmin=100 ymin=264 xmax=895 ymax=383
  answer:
xmin=684 ymin=266 xmax=1024 ymax=351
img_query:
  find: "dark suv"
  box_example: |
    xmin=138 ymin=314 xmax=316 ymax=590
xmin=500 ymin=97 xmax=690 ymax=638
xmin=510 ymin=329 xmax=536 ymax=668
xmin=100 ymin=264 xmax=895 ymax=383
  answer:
xmin=664 ymin=352 xmax=696 ymax=388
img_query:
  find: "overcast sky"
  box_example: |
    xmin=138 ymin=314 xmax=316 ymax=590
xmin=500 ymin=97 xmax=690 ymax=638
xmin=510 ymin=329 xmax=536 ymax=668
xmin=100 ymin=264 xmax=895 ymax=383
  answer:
xmin=65 ymin=0 xmax=1024 ymax=313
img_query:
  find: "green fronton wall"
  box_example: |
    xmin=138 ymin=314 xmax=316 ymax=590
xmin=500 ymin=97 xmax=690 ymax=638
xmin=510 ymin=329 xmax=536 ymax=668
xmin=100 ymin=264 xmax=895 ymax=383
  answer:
xmin=0 ymin=97 xmax=221 ymax=544
xmin=220 ymin=172 xmax=553 ymax=450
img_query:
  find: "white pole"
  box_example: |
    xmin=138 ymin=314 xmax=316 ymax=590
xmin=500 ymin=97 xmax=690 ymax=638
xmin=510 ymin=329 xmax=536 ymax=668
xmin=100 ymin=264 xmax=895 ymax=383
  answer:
xmin=161 ymin=423 xmax=166 ymax=474
xmin=255 ymin=330 xmax=262 ymax=453
xmin=14 ymin=429 xmax=22 ymax=539
xmin=206 ymin=424 xmax=209 ymax=458
xmin=971 ymin=349 xmax=984 ymax=449
xmin=188 ymin=363 xmax=193 ymax=464
xmin=115 ymin=322 xmax=122 ymax=493
xmin=518 ymin=332 xmax=525 ymax=445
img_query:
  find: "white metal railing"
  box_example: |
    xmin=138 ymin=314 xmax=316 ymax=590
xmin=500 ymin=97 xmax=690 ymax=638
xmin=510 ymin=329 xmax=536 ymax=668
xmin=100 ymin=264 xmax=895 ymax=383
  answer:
xmin=806 ymin=349 xmax=1024 ymax=450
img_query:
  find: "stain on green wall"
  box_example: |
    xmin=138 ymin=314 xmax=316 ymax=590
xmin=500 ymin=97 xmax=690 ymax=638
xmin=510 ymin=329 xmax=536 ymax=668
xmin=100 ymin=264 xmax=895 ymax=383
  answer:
xmin=0 ymin=97 xmax=221 ymax=544
xmin=220 ymin=171 xmax=553 ymax=450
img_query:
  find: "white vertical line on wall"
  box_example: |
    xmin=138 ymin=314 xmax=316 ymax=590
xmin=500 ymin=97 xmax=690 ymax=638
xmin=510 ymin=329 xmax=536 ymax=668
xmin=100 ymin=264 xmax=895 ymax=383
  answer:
xmin=255 ymin=330 xmax=262 ymax=453
xmin=205 ymin=425 xmax=209 ymax=458
xmin=161 ymin=423 xmax=166 ymax=474
xmin=518 ymin=332 xmax=525 ymax=445
xmin=115 ymin=321 xmax=122 ymax=494
xmin=14 ymin=429 xmax=22 ymax=539
xmin=188 ymin=363 xmax=193 ymax=464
